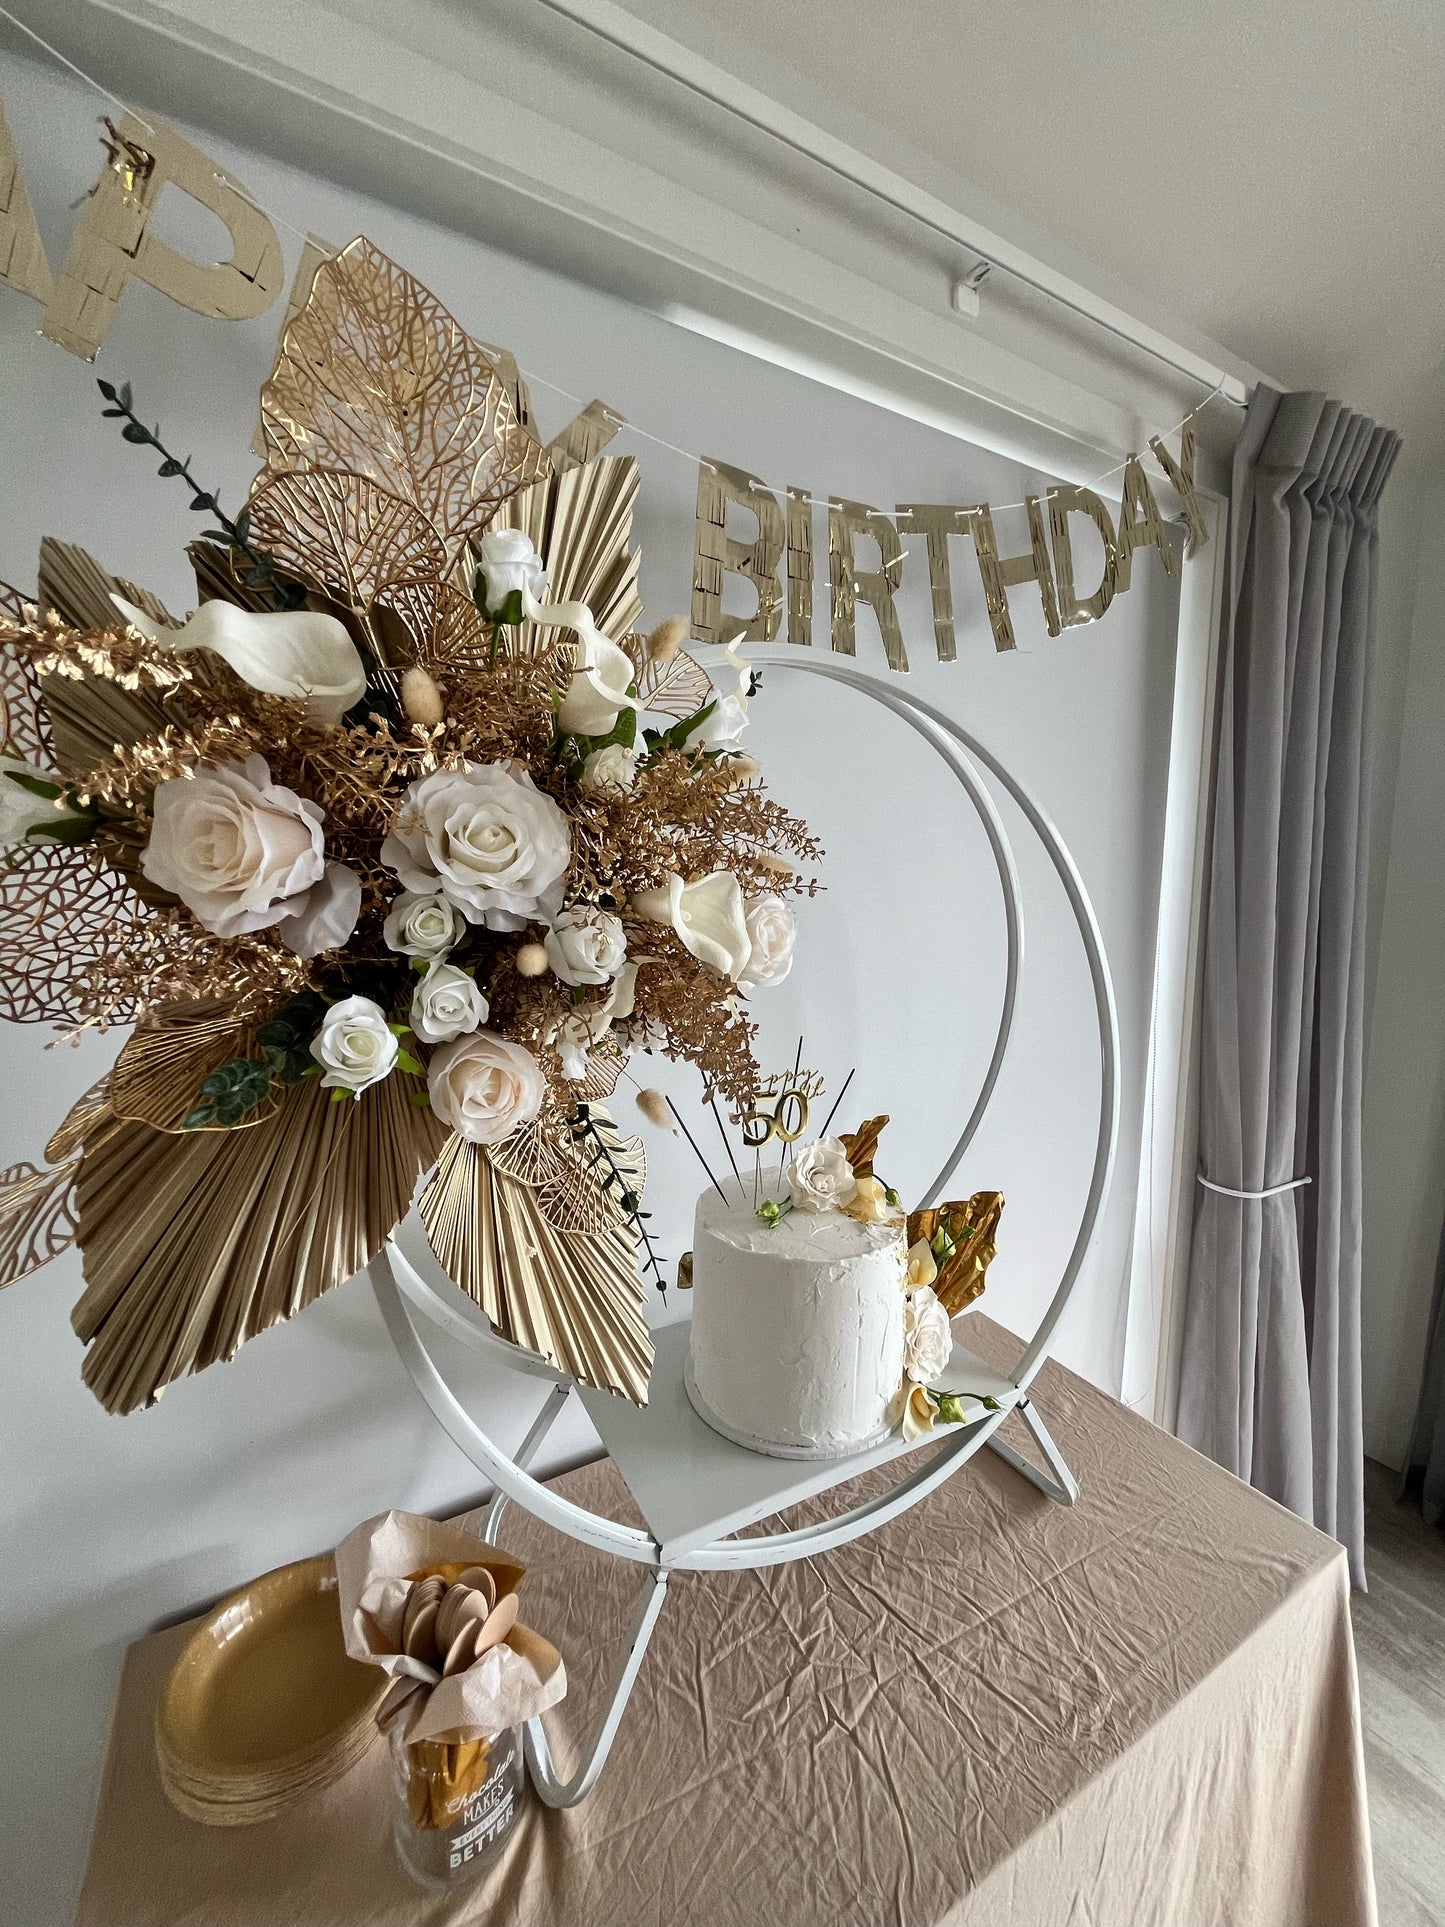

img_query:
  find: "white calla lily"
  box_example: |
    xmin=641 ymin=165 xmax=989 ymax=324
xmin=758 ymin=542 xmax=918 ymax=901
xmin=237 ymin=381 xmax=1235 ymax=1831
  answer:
xmin=111 ymin=594 xmax=367 ymax=723
xmin=520 ymin=585 xmax=645 ymax=737
xmin=630 ymin=871 xmax=752 ymax=980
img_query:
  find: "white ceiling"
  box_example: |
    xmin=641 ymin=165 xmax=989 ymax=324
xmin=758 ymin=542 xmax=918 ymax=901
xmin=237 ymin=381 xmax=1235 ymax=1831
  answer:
xmin=612 ymin=0 xmax=1445 ymax=460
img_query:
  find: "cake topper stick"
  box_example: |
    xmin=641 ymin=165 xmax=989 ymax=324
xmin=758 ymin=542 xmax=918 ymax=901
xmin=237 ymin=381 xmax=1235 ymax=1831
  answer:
xmin=816 ymin=1066 xmax=857 ymax=1141
xmin=781 ymin=1035 xmax=805 ymax=1173
xmin=663 ymin=1094 xmax=728 ymax=1202
xmin=707 ymin=1093 xmax=745 ymax=1193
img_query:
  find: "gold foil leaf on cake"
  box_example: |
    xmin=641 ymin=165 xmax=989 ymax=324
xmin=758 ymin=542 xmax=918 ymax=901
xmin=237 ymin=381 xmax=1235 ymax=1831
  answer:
xmin=259 ymin=237 xmax=550 ymax=568
xmin=907 ymin=1192 xmax=1003 ymax=1314
xmin=841 ymin=1115 xmax=889 ymax=1177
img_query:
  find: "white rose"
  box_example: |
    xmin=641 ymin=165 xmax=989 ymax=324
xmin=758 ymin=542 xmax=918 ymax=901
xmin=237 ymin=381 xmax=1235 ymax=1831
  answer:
xmin=630 ymin=871 xmax=751 ymax=980
xmin=474 ymin=528 xmax=547 ymax=617
xmin=578 ymin=743 xmax=639 ymax=794
xmin=274 ymin=860 xmax=362 ymax=958
xmin=410 ymin=961 xmax=489 ymax=1043
xmin=902 ymin=1285 xmax=954 ymax=1383
xmin=736 ymin=893 xmax=796 ymax=993
xmin=787 ymin=1136 xmax=858 ymax=1214
xmin=383 ymin=890 xmax=465 ymax=960
xmin=428 ymin=1030 xmax=546 ymax=1144
xmin=141 ymin=754 xmax=328 ymax=938
xmin=309 ymin=995 xmax=398 ymax=1098
xmin=0 ymin=756 xmax=87 ymax=847
xmin=544 ymin=909 xmax=626 ymax=987
xmin=380 ymin=762 xmax=571 ymax=931
xmin=112 ymin=595 xmax=366 ymax=724
xmin=685 ymin=691 xmax=749 ymax=752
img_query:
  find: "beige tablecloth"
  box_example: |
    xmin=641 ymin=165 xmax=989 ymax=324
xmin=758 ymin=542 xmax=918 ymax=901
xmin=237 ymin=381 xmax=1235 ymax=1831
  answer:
xmin=78 ymin=1322 xmax=1375 ymax=1927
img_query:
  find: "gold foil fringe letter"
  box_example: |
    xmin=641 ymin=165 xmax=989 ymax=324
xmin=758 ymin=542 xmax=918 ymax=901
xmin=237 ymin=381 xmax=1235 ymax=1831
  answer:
xmin=41 ymin=114 xmax=284 ymax=361
xmin=896 ymin=504 xmax=972 ymax=663
xmin=828 ymin=499 xmax=908 ymax=672
xmin=786 ymin=487 xmax=813 ymax=649
xmin=692 ymin=460 xmax=783 ymax=645
xmin=1115 ymin=455 xmax=1179 ymax=590
xmin=1048 ymin=486 xmax=1120 ymax=628
xmin=0 ymin=98 xmax=53 ymax=305
xmin=967 ymin=499 xmax=1060 ymax=652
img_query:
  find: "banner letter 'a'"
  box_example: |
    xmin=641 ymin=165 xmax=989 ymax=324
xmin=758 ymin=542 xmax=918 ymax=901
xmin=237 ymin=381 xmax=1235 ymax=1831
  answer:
xmin=41 ymin=113 xmax=283 ymax=361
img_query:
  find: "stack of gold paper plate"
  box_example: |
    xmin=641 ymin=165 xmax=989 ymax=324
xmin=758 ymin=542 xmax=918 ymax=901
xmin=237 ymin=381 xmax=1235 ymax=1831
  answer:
xmin=155 ymin=1553 xmax=386 ymax=1826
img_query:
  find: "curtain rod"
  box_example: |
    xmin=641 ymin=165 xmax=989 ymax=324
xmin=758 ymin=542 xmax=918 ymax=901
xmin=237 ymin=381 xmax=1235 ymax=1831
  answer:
xmin=534 ymin=0 xmax=1253 ymax=410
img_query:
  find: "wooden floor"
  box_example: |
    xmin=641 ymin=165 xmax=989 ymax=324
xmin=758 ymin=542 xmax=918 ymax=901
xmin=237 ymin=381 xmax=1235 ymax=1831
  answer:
xmin=1356 ymin=1459 xmax=1445 ymax=1926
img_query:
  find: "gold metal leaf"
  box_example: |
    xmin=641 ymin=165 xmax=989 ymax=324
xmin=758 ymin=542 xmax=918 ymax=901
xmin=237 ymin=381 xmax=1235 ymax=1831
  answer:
xmin=46 ymin=1075 xmax=113 ymax=1164
xmin=419 ymin=1131 xmax=652 ymax=1404
xmin=246 ymin=469 xmax=446 ymax=626
xmin=488 ymin=455 xmax=643 ymax=654
xmin=624 ymin=636 xmax=714 ymax=722
xmin=487 ymin=1117 xmax=566 ymax=1190
xmin=0 ymin=585 xmax=53 ymax=765
xmin=72 ymin=1073 xmax=449 ymax=1414
xmin=0 ymin=1157 xmax=80 ymax=1289
xmin=259 ymin=237 xmax=551 ymax=569
xmin=0 ymin=841 xmax=148 ymax=1025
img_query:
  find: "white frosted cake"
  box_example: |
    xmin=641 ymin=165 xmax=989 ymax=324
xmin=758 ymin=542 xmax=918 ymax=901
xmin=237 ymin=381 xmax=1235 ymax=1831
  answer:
xmin=685 ymin=1170 xmax=907 ymax=1458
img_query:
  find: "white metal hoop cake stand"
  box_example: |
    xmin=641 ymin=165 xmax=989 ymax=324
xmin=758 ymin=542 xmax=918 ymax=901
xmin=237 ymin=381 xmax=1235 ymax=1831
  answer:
xmin=370 ymin=654 xmax=1122 ymax=1808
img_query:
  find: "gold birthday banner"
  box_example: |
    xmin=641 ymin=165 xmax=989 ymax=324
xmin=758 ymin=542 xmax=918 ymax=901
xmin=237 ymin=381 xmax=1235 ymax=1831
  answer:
xmin=0 ymin=102 xmax=1206 ymax=670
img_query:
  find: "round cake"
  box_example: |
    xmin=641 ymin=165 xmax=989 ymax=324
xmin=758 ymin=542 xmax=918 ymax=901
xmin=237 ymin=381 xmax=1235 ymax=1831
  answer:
xmin=685 ymin=1171 xmax=907 ymax=1457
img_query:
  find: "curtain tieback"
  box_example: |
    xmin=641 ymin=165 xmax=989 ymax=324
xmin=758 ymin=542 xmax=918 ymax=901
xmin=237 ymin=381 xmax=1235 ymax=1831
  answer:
xmin=1197 ymin=1174 xmax=1312 ymax=1200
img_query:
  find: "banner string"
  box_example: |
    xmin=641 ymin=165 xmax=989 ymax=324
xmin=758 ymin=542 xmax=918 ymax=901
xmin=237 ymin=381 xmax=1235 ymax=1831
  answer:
xmin=1 ymin=1 xmax=1233 ymax=521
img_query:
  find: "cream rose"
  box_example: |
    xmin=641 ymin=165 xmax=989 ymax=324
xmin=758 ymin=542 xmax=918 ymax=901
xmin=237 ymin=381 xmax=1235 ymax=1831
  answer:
xmin=684 ymin=691 xmax=748 ymax=752
xmin=630 ymin=871 xmax=751 ymax=980
xmin=410 ymin=961 xmax=489 ymax=1044
xmin=544 ymin=909 xmax=626 ymax=987
xmin=787 ymin=1137 xmax=858 ymax=1214
xmin=903 ymin=1286 xmax=954 ymax=1383
xmin=309 ymin=996 xmax=398 ymax=1098
xmin=141 ymin=754 xmax=332 ymax=939
xmin=112 ymin=595 xmax=366 ymax=723
xmin=428 ymin=1030 xmax=546 ymax=1144
xmin=383 ymin=890 xmax=465 ymax=960
xmin=381 ymin=763 xmax=571 ymax=931
xmin=736 ymin=893 xmax=796 ymax=993
xmin=578 ymin=743 xmax=639 ymax=794
xmin=474 ymin=528 xmax=547 ymax=618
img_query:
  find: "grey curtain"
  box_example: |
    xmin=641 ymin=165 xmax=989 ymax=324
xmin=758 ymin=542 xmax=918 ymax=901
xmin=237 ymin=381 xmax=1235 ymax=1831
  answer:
xmin=1402 ymin=1216 xmax=1445 ymax=1526
xmin=1177 ymin=389 xmax=1400 ymax=1588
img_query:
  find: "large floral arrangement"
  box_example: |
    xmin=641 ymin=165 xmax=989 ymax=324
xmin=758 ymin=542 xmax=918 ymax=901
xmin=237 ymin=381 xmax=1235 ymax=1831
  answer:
xmin=0 ymin=239 xmax=818 ymax=1413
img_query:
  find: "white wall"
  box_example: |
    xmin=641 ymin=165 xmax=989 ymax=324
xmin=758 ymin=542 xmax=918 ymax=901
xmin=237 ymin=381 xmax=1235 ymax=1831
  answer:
xmin=1362 ymin=463 xmax=1445 ymax=1469
xmin=0 ymin=51 xmax=1184 ymax=1924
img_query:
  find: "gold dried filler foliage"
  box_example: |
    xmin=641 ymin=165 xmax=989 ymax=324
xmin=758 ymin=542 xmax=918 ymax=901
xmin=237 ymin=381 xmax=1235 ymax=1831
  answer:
xmin=0 ymin=237 xmax=819 ymax=1414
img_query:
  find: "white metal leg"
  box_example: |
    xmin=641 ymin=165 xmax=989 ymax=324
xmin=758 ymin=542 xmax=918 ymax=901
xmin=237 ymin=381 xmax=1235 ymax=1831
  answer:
xmin=984 ymin=1396 xmax=1079 ymax=1506
xmin=484 ymin=1382 xmax=572 ymax=1544
xmin=523 ymin=1566 xmax=671 ymax=1808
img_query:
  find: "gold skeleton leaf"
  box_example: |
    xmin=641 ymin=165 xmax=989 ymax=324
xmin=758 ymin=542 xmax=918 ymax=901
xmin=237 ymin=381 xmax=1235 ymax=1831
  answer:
xmin=259 ymin=237 xmax=551 ymax=569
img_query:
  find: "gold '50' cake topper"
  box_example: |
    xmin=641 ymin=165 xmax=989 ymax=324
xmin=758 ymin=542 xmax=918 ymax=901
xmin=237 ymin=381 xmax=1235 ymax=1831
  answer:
xmin=740 ymin=1069 xmax=826 ymax=1147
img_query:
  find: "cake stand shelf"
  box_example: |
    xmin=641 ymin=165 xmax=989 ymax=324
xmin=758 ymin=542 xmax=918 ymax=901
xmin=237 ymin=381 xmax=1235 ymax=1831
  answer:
xmin=371 ymin=1218 xmax=1079 ymax=1809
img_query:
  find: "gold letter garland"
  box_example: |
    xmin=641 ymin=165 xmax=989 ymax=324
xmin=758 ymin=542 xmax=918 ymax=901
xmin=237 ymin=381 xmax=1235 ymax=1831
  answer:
xmin=1116 ymin=454 xmax=1179 ymax=590
xmin=896 ymin=503 xmax=974 ymax=663
xmin=41 ymin=112 xmax=283 ymax=361
xmin=1149 ymin=416 xmax=1207 ymax=554
xmin=0 ymin=98 xmax=53 ymax=305
xmin=691 ymin=459 xmax=784 ymax=645
xmin=786 ymin=486 xmax=813 ymax=650
xmin=828 ymin=499 xmax=908 ymax=672
xmin=1047 ymin=486 xmax=1120 ymax=627
xmin=967 ymin=498 xmax=1060 ymax=652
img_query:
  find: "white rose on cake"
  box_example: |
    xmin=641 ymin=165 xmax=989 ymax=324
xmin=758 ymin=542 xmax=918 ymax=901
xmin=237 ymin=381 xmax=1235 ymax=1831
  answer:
xmin=544 ymin=909 xmax=626 ymax=986
xmin=787 ymin=1137 xmax=858 ymax=1214
xmin=410 ymin=962 xmax=489 ymax=1043
xmin=902 ymin=1285 xmax=953 ymax=1383
xmin=383 ymin=889 xmax=466 ymax=960
xmin=428 ymin=1030 xmax=546 ymax=1143
xmin=141 ymin=754 xmax=360 ymax=955
xmin=381 ymin=763 xmax=570 ymax=931
xmin=736 ymin=893 xmax=796 ymax=993
xmin=309 ymin=996 xmax=398 ymax=1097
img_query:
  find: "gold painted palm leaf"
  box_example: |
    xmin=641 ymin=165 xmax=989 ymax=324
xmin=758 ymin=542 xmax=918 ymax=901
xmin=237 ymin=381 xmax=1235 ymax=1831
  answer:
xmin=72 ymin=1074 xmax=448 ymax=1414
xmin=489 ymin=455 xmax=644 ymax=653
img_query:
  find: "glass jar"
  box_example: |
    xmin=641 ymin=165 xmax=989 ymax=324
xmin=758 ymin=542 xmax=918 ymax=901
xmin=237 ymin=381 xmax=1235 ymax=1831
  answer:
xmin=387 ymin=1722 xmax=525 ymax=1889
